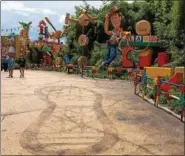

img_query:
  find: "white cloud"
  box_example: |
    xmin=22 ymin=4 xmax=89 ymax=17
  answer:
xmin=1 ymin=1 xmax=37 ymax=13
xmin=59 ymin=15 xmax=66 ymax=24
xmin=42 ymin=9 xmax=59 ymax=15
xmin=15 ymin=11 xmax=30 ymax=17
xmin=1 ymin=1 xmax=104 ymax=40
xmin=1 ymin=1 xmax=59 ymax=16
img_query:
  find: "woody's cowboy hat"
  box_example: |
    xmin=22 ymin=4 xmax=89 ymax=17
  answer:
xmin=108 ymin=6 xmax=120 ymax=16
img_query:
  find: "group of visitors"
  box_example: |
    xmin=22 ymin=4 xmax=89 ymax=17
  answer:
xmin=1 ymin=54 xmax=26 ymax=78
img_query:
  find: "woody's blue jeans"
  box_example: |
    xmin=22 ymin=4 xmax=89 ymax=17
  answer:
xmin=104 ymin=43 xmax=117 ymax=66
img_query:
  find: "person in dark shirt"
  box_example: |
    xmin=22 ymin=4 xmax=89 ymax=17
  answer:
xmin=1 ymin=56 xmax=4 ymax=71
xmin=3 ymin=55 xmax=9 ymax=72
xmin=18 ymin=53 xmax=26 ymax=78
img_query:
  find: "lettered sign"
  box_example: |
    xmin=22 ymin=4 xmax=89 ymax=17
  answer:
xmin=135 ymin=36 xmax=143 ymax=42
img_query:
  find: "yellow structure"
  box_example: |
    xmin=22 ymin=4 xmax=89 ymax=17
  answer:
xmin=145 ymin=67 xmax=174 ymax=78
xmin=175 ymin=67 xmax=184 ymax=79
xmin=15 ymin=35 xmax=21 ymax=58
xmin=143 ymin=36 xmax=150 ymax=42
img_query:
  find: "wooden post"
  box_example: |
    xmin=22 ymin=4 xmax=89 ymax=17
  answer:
xmin=81 ymin=66 xmax=84 ymax=78
xmin=181 ymin=108 xmax=184 ymax=122
xmin=134 ymin=66 xmax=139 ymax=94
xmin=15 ymin=35 xmax=20 ymax=58
xmin=92 ymin=66 xmax=96 ymax=78
xmin=142 ymin=90 xmax=145 ymax=100
xmin=155 ymin=76 xmax=161 ymax=107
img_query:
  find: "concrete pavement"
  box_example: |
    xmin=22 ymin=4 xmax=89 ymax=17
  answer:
xmin=1 ymin=70 xmax=184 ymax=155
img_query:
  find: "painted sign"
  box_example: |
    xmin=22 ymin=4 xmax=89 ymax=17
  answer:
xmin=149 ymin=36 xmax=158 ymax=42
xmin=135 ymin=36 xmax=143 ymax=42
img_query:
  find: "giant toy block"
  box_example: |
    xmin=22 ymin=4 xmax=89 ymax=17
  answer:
xmin=145 ymin=67 xmax=174 ymax=78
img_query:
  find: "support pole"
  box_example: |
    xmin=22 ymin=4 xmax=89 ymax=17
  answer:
xmin=180 ymin=86 xmax=185 ymax=122
xmin=134 ymin=66 xmax=140 ymax=94
xmin=155 ymin=76 xmax=161 ymax=107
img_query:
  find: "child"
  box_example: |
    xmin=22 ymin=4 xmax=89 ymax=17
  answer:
xmin=8 ymin=56 xmax=15 ymax=78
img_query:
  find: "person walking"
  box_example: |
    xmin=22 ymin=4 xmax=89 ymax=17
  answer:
xmin=4 ymin=55 xmax=9 ymax=72
xmin=1 ymin=56 xmax=4 ymax=71
xmin=8 ymin=56 xmax=15 ymax=78
xmin=18 ymin=53 xmax=26 ymax=78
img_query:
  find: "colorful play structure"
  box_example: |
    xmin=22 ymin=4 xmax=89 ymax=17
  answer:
xmin=1 ymin=6 xmax=184 ymax=121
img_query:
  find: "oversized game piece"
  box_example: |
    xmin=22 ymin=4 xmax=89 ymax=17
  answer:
xmin=78 ymin=34 xmax=89 ymax=46
xmin=135 ymin=20 xmax=151 ymax=36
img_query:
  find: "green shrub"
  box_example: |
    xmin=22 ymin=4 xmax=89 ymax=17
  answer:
xmin=145 ymin=88 xmax=154 ymax=99
xmin=159 ymin=93 xmax=167 ymax=105
xmin=167 ymin=99 xmax=181 ymax=114
xmin=169 ymin=88 xmax=181 ymax=97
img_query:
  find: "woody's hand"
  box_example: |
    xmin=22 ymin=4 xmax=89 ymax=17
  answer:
xmin=105 ymin=14 xmax=110 ymax=21
xmin=126 ymin=32 xmax=131 ymax=36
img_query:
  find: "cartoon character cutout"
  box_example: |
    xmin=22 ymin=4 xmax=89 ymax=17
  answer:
xmin=38 ymin=20 xmax=46 ymax=35
xmin=104 ymin=6 xmax=131 ymax=66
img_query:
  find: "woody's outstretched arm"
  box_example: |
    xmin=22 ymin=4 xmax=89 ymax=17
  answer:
xmin=69 ymin=18 xmax=79 ymax=23
xmin=65 ymin=13 xmax=79 ymax=24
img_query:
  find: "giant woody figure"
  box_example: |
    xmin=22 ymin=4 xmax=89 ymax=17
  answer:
xmin=104 ymin=6 xmax=131 ymax=67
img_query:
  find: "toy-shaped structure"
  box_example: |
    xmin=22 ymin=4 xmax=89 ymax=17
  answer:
xmin=19 ymin=21 xmax=32 ymax=55
xmin=38 ymin=20 xmax=46 ymax=41
xmin=45 ymin=17 xmax=62 ymax=43
xmin=104 ymin=6 xmax=131 ymax=67
xmin=119 ymin=19 xmax=160 ymax=68
xmin=65 ymin=10 xmax=96 ymax=68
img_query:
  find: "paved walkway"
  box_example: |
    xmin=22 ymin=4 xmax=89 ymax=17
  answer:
xmin=1 ymin=70 xmax=184 ymax=155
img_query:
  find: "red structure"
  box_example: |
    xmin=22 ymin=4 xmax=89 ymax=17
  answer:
xmin=122 ymin=46 xmax=134 ymax=67
xmin=43 ymin=55 xmax=52 ymax=66
xmin=160 ymin=73 xmax=184 ymax=93
xmin=139 ymin=56 xmax=152 ymax=67
xmin=47 ymin=56 xmax=52 ymax=65
xmin=158 ymin=52 xmax=169 ymax=66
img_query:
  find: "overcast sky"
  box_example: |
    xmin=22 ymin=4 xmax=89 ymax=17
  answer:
xmin=1 ymin=1 xmax=132 ymax=42
xmin=1 ymin=1 xmax=105 ymax=41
